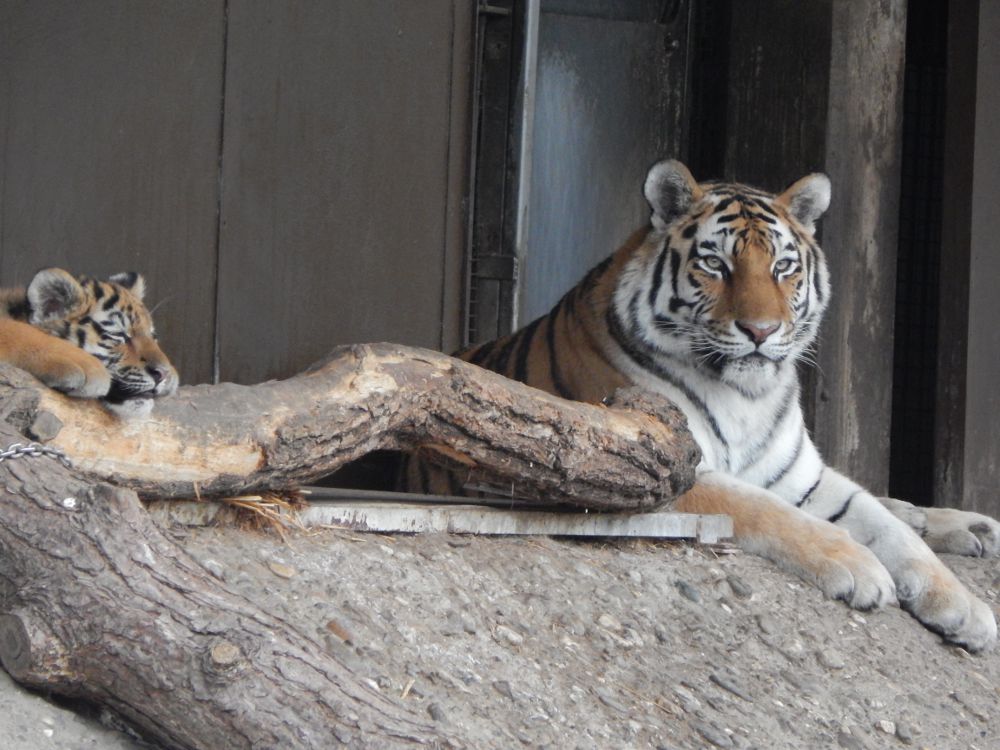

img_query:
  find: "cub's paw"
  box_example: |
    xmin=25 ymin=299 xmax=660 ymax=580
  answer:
xmin=923 ymin=507 xmax=1000 ymax=558
xmin=42 ymin=359 xmax=111 ymax=399
xmin=895 ymin=558 xmax=997 ymax=652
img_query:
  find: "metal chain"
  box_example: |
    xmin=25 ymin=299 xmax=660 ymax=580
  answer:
xmin=0 ymin=442 xmax=73 ymax=468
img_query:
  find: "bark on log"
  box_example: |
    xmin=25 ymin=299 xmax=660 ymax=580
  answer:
xmin=0 ymin=419 xmax=451 ymax=748
xmin=0 ymin=343 xmax=698 ymax=747
xmin=0 ymin=342 xmax=699 ymax=511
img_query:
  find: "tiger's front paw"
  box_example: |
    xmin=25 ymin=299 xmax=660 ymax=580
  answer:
xmin=809 ymin=529 xmax=896 ymax=612
xmin=895 ymin=558 xmax=997 ymax=652
xmin=923 ymin=507 xmax=1000 ymax=558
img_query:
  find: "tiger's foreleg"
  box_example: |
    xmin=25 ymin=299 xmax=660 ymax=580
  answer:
xmin=674 ymin=471 xmax=895 ymax=611
xmin=0 ymin=319 xmax=110 ymax=398
xmin=798 ymin=468 xmax=996 ymax=652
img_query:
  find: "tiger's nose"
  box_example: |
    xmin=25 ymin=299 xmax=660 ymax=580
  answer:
xmin=147 ymin=365 xmax=168 ymax=384
xmin=735 ymin=320 xmax=780 ymax=345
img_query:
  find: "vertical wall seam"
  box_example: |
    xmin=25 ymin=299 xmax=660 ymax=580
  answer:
xmin=437 ymin=2 xmax=457 ymax=352
xmin=211 ymin=0 xmax=231 ymax=384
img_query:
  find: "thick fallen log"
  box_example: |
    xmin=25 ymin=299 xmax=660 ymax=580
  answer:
xmin=1 ymin=342 xmax=699 ymax=511
xmin=0 ymin=419 xmax=450 ymax=748
xmin=0 ymin=343 xmax=698 ymax=748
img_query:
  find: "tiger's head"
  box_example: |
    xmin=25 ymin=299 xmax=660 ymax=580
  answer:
xmin=27 ymin=268 xmax=179 ymax=404
xmin=617 ymin=160 xmax=831 ymax=396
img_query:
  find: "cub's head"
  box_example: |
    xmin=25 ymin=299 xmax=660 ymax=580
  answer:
xmin=27 ymin=268 xmax=179 ymax=404
xmin=627 ymin=159 xmax=831 ymax=394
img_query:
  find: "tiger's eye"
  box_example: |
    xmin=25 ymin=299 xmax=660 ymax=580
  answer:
xmin=774 ymin=258 xmax=798 ymax=275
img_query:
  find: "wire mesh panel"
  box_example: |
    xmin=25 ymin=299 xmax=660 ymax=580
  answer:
xmin=888 ymin=1 xmax=948 ymax=506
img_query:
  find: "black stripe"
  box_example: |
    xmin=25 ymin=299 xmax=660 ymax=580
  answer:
xmin=740 ymin=383 xmax=797 ymax=472
xmin=102 ymin=291 xmax=120 ymax=310
xmin=763 ymin=426 xmax=805 ymax=488
xmin=606 ymin=304 xmax=729 ymax=452
xmin=795 ymin=470 xmax=823 ymax=507
xmin=464 ymin=338 xmax=497 ymax=366
xmin=580 ymin=256 xmax=613 ymax=293
xmin=669 ymin=248 xmax=681 ymax=299
xmin=485 ymin=333 xmax=520 ymax=375
xmin=751 ymin=199 xmax=778 ymax=217
xmin=7 ymin=297 xmax=31 ymax=320
xmin=545 ymin=299 xmax=572 ymax=398
xmin=648 ymin=247 xmax=668 ymax=308
xmin=827 ymin=492 xmax=861 ymax=524
xmin=512 ymin=316 xmax=543 ymax=384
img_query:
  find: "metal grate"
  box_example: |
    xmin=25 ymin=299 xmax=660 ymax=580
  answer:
xmin=888 ymin=0 xmax=948 ymax=506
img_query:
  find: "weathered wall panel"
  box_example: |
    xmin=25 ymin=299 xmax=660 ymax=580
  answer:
xmin=813 ymin=0 xmax=906 ymax=494
xmin=216 ymin=0 xmax=470 ymax=383
xmin=960 ymin=0 xmax=1000 ymax=513
xmin=0 ymin=1 xmax=225 ymax=386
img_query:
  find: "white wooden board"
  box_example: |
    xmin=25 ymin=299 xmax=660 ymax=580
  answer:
xmin=148 ymin=494 xmax=733 ymax=544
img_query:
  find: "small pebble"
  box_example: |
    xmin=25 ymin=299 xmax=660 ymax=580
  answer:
xmin=837 ymin=731 xmax=863 ymax=750
xmin=202 ymin=558 xmax=226 ymax=580
xmin=427 ymin=703 xmax=446 ymax=722
xmin=895 ymin=720 xmax=914 ymax=744
xmin=726 ymin=573 xmax=753 ymax=599
xmin=267 ymin=561 xmax=296 ymax=579
xmin=597 ymin=613 xmax=623 ymax=631
xmin=492 ymin=680 xmax=516 ymax=700
xmin=675 ymin=579 xmax=701 ymax=603
xmin=692 ymin=721 xmax=733 ymax=748
xmin=874 ymin=719 xmax=896 ymax=735
xmin=817 ymin=648 xmax=846 ymax=670
xmin=756 ymin=614 xmax=779 ymax=635
xmin=494 ymin=624 xmax=524 ymax=646
xmin=654 ymin=624 xmax=670 ymax=644
xmin=709 ymin=672 xmax=753 ymax=702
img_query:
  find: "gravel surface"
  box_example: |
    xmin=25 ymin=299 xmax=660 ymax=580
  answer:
xmin=4 ymin=523 xmax=999 ymax=749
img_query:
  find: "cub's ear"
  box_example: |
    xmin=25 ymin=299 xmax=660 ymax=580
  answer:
xmin=644 ymin=160 xmax=703 ymax=231
xmin=776 ymin=173 xmax=831 ymax=234
xmin=109 ymin=271 xmax=146 ymax=300
xmin=27 ymin=268 xmax=87 ymax=323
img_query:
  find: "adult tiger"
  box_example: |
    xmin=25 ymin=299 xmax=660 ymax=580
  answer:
xmin=419 ymin=160 xmax=1000 ymax=651
xmin=0 ymin=268 xmax=178 ymax=416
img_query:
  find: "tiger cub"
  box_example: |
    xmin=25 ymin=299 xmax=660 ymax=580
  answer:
xmin=417 ymin=160 xmax=999 ymax=651
xmin=0 ymin=268 xmax=177 ymax=415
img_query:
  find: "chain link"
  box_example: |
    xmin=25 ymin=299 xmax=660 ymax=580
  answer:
xmin=0 ymin=442 xmax=73 ymax=468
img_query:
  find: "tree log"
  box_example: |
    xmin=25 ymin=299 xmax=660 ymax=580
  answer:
xmin=0 ymin=342 xmax=699 ymax=511
xmin=0 ymin=419 xmax=451 ymax=748
xmin=0 ymin=343 xmax=698 ymax=747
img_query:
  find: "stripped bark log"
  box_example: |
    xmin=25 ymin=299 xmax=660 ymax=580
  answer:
xmin=0 ymin=342 xmax=699 ymax=511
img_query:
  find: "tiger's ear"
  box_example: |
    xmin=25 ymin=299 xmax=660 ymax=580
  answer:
xmin=776 ymin=173 xmax=831 ymax=235
xmin=644 ymin=160 xmax=703 ymax=231
xmin=109 ymin=271 xmax=146 ymax=300
xmin=27 ymin=268 xmax=87 ymax=324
